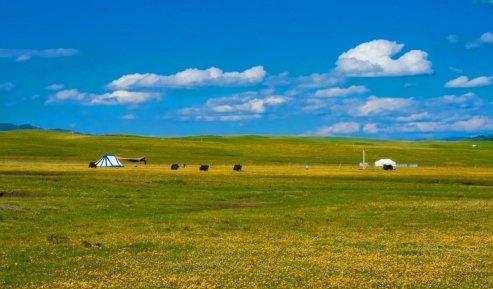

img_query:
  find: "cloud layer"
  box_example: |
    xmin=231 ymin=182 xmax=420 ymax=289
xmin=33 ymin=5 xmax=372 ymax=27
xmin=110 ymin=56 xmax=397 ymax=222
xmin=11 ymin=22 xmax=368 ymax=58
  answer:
xmin=445 ymin=75 xmax=493 ymax=88
xmin=0 ymin=48 xmax=78 ymax=62
xmin=466 ymin=32 xmax=493 ymax=49
xmin=47 ymin=89 xmax=160 ymax=105
xmin=314 ymin=85 xmax=368 ymax=98
xmin=108 ymin=66 xmax=266 ymax=90
xmin=178 ymin=91 xmax=288 ymax=121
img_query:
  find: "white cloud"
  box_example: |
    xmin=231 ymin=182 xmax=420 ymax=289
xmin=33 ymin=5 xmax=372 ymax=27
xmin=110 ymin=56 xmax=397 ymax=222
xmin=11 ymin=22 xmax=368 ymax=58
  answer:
xmin=466 ymin=32 xmax=493 ymax=49
xmin=454 ymin=116 xmax=492 ymax=131
xmin=47 ymin=89 xmax=86 ymax=103
xmin=357 ymin=96 xmax=412 ymax=116
xmin=108 ymin=66 xmax=266 ymax=90
xmin=445 ymin=75 xmax=493 ymax=88
xmin=177 ymin=91 xmax=288 ymax=121
xmin=394 ymin=116 xmax=493 ymax=133
xmin=449 ymin=67 xmax=463 ymax=74
xmin=314 ymin=85 xmax=368 ymax=98
xmin=363 ymin=123 xmax=379 ymax=133
xmin=439 ymin=92 xmax=482 ymax=108
xmin=0 ymin=82 xmax=14 ymax=91
xmin=89 ymin=91 xmax=160 ymax=105
xmin=45 ymin=83 xmax=65 ymax=91
xmin=447 ymin=34 xmax=459 ymax=43
xmin=121 ymin=114 xmax=136 ymax=120
xmin=46 ymin=89 xmax=160 ymax=105
xmin=296 ymin=72 xmax=345 ymax=88
xmin=0 ymin=48 xmax=78 ymax=62
xmin=480 ymin=32 xmax=493 ymax=42
xmin=315 ymin=122 xmax=360 ymax=135
xmin=396 ymin=112 xmax=431 ymax=122
xmin=335 ymin=39 xmax=432 ymax=77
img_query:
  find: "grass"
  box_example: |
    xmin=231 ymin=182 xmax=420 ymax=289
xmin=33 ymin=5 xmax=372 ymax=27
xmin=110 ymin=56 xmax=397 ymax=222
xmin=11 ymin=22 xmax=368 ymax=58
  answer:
xmin=0 ymin=130 xmax=492 ymax=288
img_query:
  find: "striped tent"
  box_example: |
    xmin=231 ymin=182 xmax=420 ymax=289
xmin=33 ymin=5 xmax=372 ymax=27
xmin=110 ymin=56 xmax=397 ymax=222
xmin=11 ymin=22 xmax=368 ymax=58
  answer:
xmin=94 ymin=155 xmax=124 ymax=167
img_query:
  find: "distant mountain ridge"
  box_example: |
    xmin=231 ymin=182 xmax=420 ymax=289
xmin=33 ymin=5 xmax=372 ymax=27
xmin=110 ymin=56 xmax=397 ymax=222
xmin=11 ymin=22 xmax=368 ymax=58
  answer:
xmin=444 ymin=135 xmax=493 ymax=141
xmin=0 ymin=123 xmax=40 ymax=131
xmin=0 ymin=123 xmax=76 ymax=133
xmin=471 ymin=135 xmax=493 ymax=140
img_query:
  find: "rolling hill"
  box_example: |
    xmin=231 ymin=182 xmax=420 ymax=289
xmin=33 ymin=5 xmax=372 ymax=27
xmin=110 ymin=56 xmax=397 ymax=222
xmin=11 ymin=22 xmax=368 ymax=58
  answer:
xmin=1 ymin=130 xmax=491 ymax=167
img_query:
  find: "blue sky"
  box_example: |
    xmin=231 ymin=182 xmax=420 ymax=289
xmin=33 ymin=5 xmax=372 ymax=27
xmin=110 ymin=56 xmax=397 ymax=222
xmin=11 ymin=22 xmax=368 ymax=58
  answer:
xmin=1 ymin=0 xmax=492 ymax=139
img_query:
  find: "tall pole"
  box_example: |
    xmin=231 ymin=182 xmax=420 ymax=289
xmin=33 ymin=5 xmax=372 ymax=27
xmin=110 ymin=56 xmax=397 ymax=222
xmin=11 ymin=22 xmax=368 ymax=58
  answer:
xmin=362 ymin=149 xmax=366 ymax=169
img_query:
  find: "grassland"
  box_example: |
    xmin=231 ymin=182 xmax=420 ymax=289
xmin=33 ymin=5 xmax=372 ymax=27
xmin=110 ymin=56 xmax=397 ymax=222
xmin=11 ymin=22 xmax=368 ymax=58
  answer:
xmin=0 ymin=130 xmax=492 ymax=288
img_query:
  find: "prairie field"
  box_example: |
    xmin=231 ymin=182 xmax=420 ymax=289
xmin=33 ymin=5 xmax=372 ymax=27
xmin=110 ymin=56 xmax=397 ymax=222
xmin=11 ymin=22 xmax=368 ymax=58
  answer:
xmin=0 ymin=131 xmax=492 ymax=288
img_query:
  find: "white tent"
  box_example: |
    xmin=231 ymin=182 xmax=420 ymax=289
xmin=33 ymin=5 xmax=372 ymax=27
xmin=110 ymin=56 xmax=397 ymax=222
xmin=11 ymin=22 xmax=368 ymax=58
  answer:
xmin=374 ymin=158 xmax=396 ymax=167
xmin=94 ymin=155 xmax=124 ymax=167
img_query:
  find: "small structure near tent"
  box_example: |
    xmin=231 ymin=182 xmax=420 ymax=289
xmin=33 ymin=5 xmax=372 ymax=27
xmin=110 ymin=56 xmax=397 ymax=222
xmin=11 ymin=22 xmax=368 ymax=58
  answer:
xmin=92 ymin=155 xmax=124 ymax=168
xmin=375 ymin=159 xmax=396 ymax=170
xmin=118 ymin=156 xmax=146 ymax=165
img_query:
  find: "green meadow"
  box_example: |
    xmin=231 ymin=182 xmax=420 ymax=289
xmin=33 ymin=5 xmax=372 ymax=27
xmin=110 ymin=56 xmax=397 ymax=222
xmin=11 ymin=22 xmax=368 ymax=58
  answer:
xmin=0 ymin=130 xmax=492 ymax=288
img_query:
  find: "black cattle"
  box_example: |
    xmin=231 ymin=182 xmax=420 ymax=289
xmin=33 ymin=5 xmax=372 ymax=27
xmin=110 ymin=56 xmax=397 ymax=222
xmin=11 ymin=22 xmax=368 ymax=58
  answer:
xmin=199 ymin=165 xmax=209 ymax=171
xmin=88 ymin=161 xmax=97 ymax=168
xmin=383 ymin=164 xmax=394 ymax=170
xmin=233 ymin=164 xmax=242 ymax=171
xmin=171 ymin=164 xmax=180 ymax=170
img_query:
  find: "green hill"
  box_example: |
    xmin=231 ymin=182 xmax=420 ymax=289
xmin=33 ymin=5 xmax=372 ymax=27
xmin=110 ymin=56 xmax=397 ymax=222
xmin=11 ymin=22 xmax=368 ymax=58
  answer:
xmin=1 ymin=130 xmax=491 ymax=167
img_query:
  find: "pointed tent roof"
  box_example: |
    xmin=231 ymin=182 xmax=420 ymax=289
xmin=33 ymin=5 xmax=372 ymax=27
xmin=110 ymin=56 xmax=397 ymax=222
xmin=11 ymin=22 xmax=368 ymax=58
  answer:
xmin=95 ymin=155 xmax=124 ymax=167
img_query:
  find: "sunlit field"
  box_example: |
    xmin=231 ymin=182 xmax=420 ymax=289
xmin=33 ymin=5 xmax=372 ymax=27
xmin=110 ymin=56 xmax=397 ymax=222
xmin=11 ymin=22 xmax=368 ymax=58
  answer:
xmin=1 ymin=131 xmax=492 ymax=288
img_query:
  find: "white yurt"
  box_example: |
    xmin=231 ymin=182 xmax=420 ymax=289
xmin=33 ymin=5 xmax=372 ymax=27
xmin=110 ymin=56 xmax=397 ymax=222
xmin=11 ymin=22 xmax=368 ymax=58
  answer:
xmin=94 ymin=155 xmax=124 ymax=167
xmin=374 ymin=159 xmax=396 ymax=167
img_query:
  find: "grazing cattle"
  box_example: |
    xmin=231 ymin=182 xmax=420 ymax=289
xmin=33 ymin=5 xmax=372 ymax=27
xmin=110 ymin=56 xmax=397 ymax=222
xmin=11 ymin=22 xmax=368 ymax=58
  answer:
xmin=199 ymin=165 xmax=209 ymax=171
xmin=233 ymin=164 xmax=242 ymax=171
xmin=88 ymin=161 xmax=97 ymax=168
xmin=171 ymin=164 xmax=180 ymax=170
xmin=182 ymin=163 xmax=187 ymax=168
xmin=383 ymin=164 xmax=394 ymax=170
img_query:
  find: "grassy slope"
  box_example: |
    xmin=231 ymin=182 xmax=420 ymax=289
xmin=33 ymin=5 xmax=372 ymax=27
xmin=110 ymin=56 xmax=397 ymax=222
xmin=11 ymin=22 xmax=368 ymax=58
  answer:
xmin=0 ymin=130 xmax=492 ymax=166
xmin=0 ymin=166 xmax=492 ymax=288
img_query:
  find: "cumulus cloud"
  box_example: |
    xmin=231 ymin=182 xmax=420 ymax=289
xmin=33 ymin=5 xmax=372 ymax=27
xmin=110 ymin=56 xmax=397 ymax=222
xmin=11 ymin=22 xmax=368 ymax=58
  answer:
xmin=47 ymin=89 xmax=86 ymax=103
xmin=466 ymin=32 xmax=493 ymax=49
xmin=397 ymin=116 xmax=493 ymax=133
xmin=445 ymin=75 xmax=493 ymax=88
xmin=45 ymin=83 xmax=65 ymax=91
xmin=177 ymin=91 xmax=288 ymax=121
xmin=357 ymin=96 xmax=413 ymax=116
xmin=335 ymin=40 xmax=432 ymax=77
xmin=315 ymin=122 xmax=361 ymax=135
xmin=0 ymin=82 xmax=14 ymax=91
xmin=363 ymin=123 xmax=379 ymax=133
xmin=396 ymin=112 xmax=431 ymax=122
xmin=295 ymin=72 xmax=345 ymax=88
xmin=0 ymin=48 xmax=78 ymax=62
xmin=314 ymin=85 xmax=368 ymax=98
xmin=46 ymin=89 xmax=160 ymax=105
xmin=108 ymin=66 xmax=266 ymax=90
xmin=438 ymin=92 xmax=482 ymax=108
xmin=447 ymin=34 xmax=459 ymax=43
xmin=121 ymin=114 xmax=136 ymax=120
xmin=454 ymin=116 xmax=492 ymax=131
xmin=480 ymin=32 xmax=493 ymax=42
